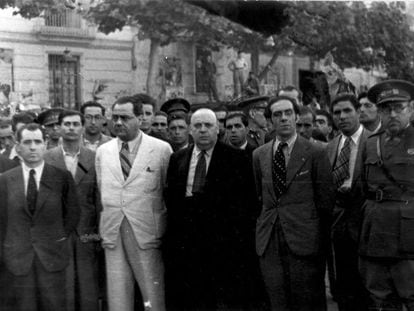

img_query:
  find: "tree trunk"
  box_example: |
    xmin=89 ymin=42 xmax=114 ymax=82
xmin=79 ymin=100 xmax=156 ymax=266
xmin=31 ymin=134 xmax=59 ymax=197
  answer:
xmin=258 ymin=49 xmax=279 ymax=82
xmin=146 ymin=38 xmax=161 ymax=107
xmin=250 ymin=46 xmax=259 ymax=74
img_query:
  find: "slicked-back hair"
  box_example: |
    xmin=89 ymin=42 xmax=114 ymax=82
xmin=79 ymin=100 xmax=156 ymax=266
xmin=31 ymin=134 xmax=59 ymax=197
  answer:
xmin=224 ymin=112 xmax=248 ymax=127
xmin=131 ymin=93 xmax=156 ymax=109
xmin=278 ymin=85 xmax=303 ymax=102
xmin=58 ymin=110 xmax=85 ymax=126
xmin=80 ymin=101 xmax=105 ymax=116
xmin=16 ymin=123 xmax=46 ymax=142
xmin=12 ymin=112 xmax=36 ymax=132
xmin=112 ymin=96 xmax=144 ymax=116
xmin=266 ymin=95 xmax=300 ymax=118
xmin=331 ymin=93 xmax=360 ymax=112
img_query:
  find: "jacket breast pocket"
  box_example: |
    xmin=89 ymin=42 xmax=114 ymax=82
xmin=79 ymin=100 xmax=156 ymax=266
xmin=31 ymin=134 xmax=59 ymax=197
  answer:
xmin=400 ymin=206 xmax=414 ymax=254
xmin=141 ymin=167 xmax=160 ymax=193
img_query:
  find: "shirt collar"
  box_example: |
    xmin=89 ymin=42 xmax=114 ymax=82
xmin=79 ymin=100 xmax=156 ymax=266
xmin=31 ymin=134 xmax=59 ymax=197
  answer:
xmin=342 ymin=124 xmax=363 ymax=145
xmin=61 ymin=144 xmax=80 ymax=157
xmin=275 ymin=133 xmax=297 ymax=149
xmin=117 ymin=131 xmax=142 ymax=151
xmin=194 ymin=143 xmax=215 ymax=158
xmin=22 ymin=160 xmax=45 ymax=176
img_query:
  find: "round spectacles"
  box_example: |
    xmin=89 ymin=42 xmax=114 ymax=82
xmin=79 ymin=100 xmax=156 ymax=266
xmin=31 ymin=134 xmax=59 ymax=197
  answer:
xmin=379 ymin=103 xmax=408 ymax=114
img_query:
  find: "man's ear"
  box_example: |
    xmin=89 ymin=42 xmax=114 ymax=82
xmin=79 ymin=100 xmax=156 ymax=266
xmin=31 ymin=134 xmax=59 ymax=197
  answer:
xmin=248 ymin=109 xmax=255 ymax=119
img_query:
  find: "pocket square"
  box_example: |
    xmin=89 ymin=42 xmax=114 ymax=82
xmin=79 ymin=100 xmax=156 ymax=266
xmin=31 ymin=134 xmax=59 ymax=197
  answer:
xmin=146 ymin=167 xmax=155 ymax=172
xmin=297 ymin=170 xmax=309 ymax=176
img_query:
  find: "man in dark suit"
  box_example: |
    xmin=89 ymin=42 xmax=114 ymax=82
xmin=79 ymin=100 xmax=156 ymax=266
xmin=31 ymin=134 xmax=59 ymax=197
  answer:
xmin=0 ymin=123 xmax=79 ymax=311
xmin=224 ymin=111 xmax=256 ymax=154
xmin=252 ymin=96 xmax=334 ymax=311
xmin=165 ymin=108 xmax=258 ymax=310
xmin=44 ymin=110 xmax=101 ymax=311
xmin=327 ymin=93 xmax=370 ymax=311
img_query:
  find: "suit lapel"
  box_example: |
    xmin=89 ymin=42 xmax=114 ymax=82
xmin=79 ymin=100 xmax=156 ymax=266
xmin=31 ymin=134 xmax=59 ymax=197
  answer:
xmin=352 ymin=128 xmax=369 ymax=183
xmin=74 ymin=147 xmax=93 ymax=185
xmin=262 ymin=141 xmax=277 ymax=202
xmin=124 ymin=134 xmax=152 ymax=185
xmin=8 ymin=168 xmax=31 ymax=217
xmin=34 ymin=164 xmax=55 ymax=217
xmin=286 ymin=137 xmax=309 ymax=187
xmin=328 ymin=136 xmax=340 ymax=168
xmin=107 ymin=139 xmax=125 ymax=184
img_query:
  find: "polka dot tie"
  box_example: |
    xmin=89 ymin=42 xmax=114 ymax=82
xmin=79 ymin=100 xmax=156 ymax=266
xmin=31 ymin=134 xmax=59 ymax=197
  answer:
xmin=273 ymin=142 xmax=287 ymax=199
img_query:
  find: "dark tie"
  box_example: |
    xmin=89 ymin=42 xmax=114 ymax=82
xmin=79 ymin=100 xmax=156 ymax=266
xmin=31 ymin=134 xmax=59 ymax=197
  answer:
xmin=120 ymin=142 xmax=132 ymax=180
xmin=27 ymin=169 xmax=37 ymax=215
xmin=273 ymin=142 xmax=287 ymax=199
xmin=192 ymin=150 xmax=207 ymax=194
xmin=333 ymin=137 xmax=351 ymax=188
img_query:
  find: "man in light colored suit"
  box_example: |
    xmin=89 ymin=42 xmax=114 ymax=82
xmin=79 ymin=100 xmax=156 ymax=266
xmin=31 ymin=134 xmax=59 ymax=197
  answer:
xmin=253 ymin=96 xmax=334 ymax=311
xmin=96 ymin=95 xmax=172 ymax=311
xmin=44 ymin=110 xmax=101 ymax=311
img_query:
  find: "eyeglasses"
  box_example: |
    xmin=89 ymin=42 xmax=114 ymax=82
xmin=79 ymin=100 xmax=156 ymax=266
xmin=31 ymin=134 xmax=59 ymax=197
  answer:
xmin=112 ymin=114 xmax=135 ymax=122
xmin=85 ymin=115 xmax=104 ymax=121
xmin=379 ymin=103 xmax=408 ymax=114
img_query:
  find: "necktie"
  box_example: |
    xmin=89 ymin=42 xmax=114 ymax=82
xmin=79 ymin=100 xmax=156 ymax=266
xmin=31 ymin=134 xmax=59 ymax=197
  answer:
xmin=273 ymin=142 xmax=287 ymax=199
xmin=333 ymin=137 xmax=351 ymax=188
xmin=27 ymin=169 xmax=37 ymax=215
xmin=120 ymin=142 xmax=131 ymax=180
xmin=192 ymin=150 xmax=207 ymax=194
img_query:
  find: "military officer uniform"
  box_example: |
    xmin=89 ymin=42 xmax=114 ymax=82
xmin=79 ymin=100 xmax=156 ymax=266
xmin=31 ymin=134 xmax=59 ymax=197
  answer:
xmin=359 ymin=80 xmax=414 ymax=311
xmin=238 ymin=95 xmax=269 ymax=149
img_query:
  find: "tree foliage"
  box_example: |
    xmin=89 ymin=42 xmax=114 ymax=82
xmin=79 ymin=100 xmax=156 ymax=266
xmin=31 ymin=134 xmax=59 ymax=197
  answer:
xmin=283 ymin=1 xmax=414 ymax=81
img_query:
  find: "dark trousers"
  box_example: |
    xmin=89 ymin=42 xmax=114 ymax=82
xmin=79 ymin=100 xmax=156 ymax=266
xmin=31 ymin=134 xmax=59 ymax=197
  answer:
xmin=260 ymin=219 xmax=326 ymax=311
xmin=66 ymin=234 xmax=100 ymax=311
xmin=8 ymin=255 xmax=66 ymax=311
xmin=359 ymin=257 xmax=414 ymax=311
xmin=332 ymin=230 xmax=368 ymax=311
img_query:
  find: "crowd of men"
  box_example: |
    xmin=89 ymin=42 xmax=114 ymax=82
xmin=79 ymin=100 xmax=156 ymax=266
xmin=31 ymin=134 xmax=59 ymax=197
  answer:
xmin=0 ymin=79 xmax=413 ymax=311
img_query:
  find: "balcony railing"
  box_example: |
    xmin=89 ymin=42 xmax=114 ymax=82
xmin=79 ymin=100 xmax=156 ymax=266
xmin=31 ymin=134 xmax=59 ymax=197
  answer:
xmin=34 ymin=10 xmax=95 ymax=41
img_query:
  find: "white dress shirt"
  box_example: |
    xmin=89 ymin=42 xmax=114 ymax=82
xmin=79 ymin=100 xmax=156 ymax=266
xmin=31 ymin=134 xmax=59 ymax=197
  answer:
xmin=337 ymin=125 xmax=363 ymax=189
xmin=116 ymin=131 xmax=142 ymax=165
xmin=186 ymin=144 xmax=214 ymax=197
xmin=62 ymin=145 xmax=80 ymax=179
xmin=22 ymin=161 xmax=44 ymax=196
xmin=273 ymin=133 xmax=297 ymax=166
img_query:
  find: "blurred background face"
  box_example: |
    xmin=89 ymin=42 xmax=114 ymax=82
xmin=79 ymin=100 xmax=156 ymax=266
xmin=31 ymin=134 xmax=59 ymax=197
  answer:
xmin=359 ymin=97 xmax=379 ymax=125
xmin=332 ymin=100 xmax=360 ymax=136
xmin=168 ymin=119 xmax=189 ymax=145
xmin=84 ymin=106 xmax=105 ymax=136
xmin=226 ymin=116 xmax=247 ymax=147
xmin=61 ymin=115 xmax=83 ymax=142
xmin=379 ymin=101 xmax=413 ymax=136
xmin=315 ymin=114 xmax=332 ymax=138
xmin=250 ymin=106 xmax=267 ymax=129
xmin=151 ymin=115 xmax=168 ymax=135
xmin=140 ymin=104 xmax=154 ymax=132
xmin=270 ymin=100 xmax=297 ymax=140
xmin=214 ymin=111 xmax=227 ymax=136
xmin=44 ymin=122 xmax=61 ymax=140
xmin=191 ymin=109 xmax=218 ymax=150
xmin=296 ymin=113 xmax=314 ymax=140
xmin=0 ymin=126 xmax=14 ymax=151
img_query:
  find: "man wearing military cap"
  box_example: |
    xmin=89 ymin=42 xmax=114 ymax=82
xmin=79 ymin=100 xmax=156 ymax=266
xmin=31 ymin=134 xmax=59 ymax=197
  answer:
xmin=160 ymin=98 xmax=190 ymax=116
xmin=237 ymin=95 xmax=269 ymax=149
xmin=37 ymin=108 xmax=63 ymax=149
xmin=360 ymin=79 xmax=414 ymax=311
